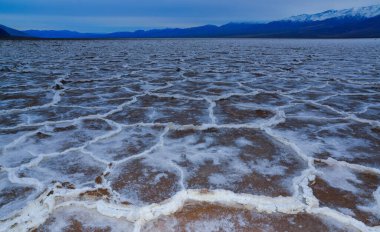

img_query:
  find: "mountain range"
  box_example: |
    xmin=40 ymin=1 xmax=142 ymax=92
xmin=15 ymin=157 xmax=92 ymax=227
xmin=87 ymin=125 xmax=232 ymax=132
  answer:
xmin=1 ymin=4 xmax=380 ymax=39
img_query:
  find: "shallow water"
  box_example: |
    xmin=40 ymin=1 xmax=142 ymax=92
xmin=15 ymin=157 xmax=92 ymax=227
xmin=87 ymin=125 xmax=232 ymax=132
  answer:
xmin=0 ymin=39 xmax=379 ymax=231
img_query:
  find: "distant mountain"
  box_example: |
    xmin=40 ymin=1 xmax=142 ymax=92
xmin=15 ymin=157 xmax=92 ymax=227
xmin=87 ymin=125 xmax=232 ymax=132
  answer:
xmin=24 ymin=30 xmax=104 ymax=39
xmin=86 ymin=13 xmax=380 ymax=38
xmin=286 ymin=4 xmax=380 ymax=22
xmin=1 ymin=4 xmax=380 ymax=39
xmin=0 ymin=28 xmax=10 ymax=38
xmin=23 ymin=25 xmax=222 ymax=39
xmin=0 ymin=24 xmax=29 ymax=38
xmin=105 ymin=25 xmax=221 ymax=38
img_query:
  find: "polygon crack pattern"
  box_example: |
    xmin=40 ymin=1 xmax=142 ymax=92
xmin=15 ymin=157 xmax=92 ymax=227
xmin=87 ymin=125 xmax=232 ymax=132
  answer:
xmin=0 ymin=39 xmax=379 ymax=232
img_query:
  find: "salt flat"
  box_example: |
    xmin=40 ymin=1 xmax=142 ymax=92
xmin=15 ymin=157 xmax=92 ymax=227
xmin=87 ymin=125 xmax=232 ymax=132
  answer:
xmin=0 ymin=39 xmax=379 ymax=231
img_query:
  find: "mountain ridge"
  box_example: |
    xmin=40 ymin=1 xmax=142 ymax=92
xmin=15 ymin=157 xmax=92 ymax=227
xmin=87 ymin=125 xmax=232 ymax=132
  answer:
xmin=1 ymin=4 xmax=380 ymax=39
xmin=0 ymin=28 xmax=10 ymax=38
xmin=0 ymin=24 xmax=29 ymax=37
xmin=286 ymin=4 xmax=380 ymax=22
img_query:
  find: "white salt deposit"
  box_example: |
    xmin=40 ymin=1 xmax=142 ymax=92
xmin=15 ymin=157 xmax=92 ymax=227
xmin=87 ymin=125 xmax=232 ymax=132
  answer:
xmin=0 ymin=39 xmax=379 ymax=231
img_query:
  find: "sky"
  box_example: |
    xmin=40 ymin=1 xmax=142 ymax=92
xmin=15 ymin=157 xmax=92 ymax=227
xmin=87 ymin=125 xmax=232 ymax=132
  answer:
xmin=1 ymin=0 xmax=380 ymax=32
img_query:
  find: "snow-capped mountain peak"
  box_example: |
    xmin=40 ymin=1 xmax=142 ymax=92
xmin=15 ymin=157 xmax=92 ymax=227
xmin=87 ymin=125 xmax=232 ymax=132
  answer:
xmin=286 ymin=4 xmax=380 ymax=22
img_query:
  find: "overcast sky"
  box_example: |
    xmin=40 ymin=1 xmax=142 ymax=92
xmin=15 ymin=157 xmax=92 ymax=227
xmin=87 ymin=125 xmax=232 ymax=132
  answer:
xmin=1 ymin=0 xmax=380 ymax=32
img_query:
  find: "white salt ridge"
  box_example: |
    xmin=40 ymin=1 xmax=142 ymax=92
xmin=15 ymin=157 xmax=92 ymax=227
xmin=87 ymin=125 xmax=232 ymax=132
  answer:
xmin=2 ymin=187 xmax=379 ymax=232
xmin=0 ymin=76 xmax=66 ymax=115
